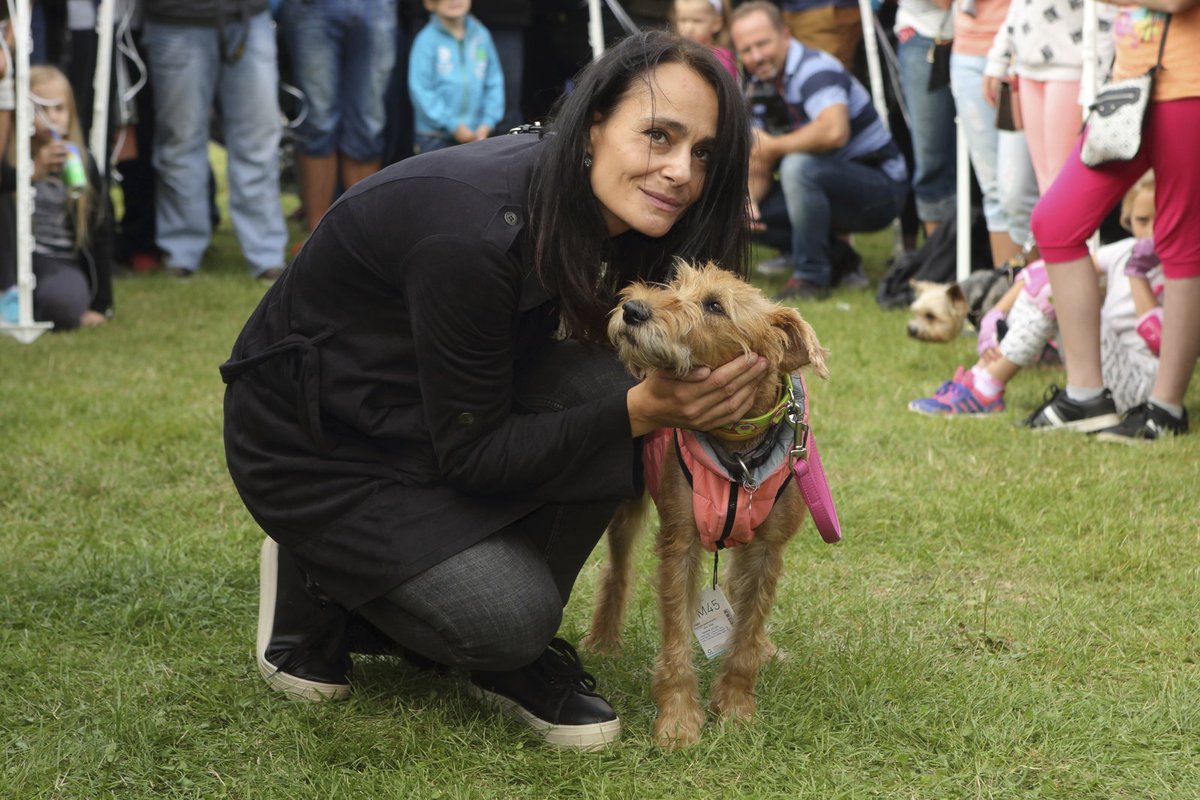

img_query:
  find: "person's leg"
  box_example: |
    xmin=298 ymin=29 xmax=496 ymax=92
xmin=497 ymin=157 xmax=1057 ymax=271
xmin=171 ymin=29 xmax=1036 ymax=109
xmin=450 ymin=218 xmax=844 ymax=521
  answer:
xmin=951 ymin=53 xmax=1013 ymax=264
xmin=996 ymin=127 xmax=1038 ymax=250
xmin=1027 ymin=139 xmax=1148 ymax=429
xmin=32 ymin=254 xmax=90 ymax=330
xmin=897 ymin=33 xmax=957 ymax=232
xmin=337 ymin=0 xmax=395 ymax=190
xmin=1101 ymin=326 xmax=1158 ymax=413
xmin=1040 ymin=79 xmax=1083 ymax=192
xmin=143 ymin=20 xmax=218 ymax=272
xmin=1143 ymin=98 xmax=1200 ymax=410
xmin=216 ymin=11 xmax=288 ymax=275
xmin=281 ymin=0 xmax=343 ymax=232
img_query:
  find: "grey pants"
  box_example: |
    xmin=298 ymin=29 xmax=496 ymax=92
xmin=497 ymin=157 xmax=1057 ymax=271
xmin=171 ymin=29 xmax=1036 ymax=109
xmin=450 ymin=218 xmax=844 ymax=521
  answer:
xmin=34 ymin=252 xmax=91 ymax=330
xmin=356 ymin=340 xmax=636 ymax=672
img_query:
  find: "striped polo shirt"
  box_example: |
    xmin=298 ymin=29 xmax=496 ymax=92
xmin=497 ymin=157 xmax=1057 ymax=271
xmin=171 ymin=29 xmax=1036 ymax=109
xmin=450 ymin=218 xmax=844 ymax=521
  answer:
xmin=750 ymin=39 xmax=907 ymax=183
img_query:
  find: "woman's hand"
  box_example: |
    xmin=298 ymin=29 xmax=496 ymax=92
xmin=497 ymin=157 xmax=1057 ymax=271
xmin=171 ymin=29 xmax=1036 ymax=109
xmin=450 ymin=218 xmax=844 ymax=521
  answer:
xmin=626 ymin=352 xmax=770 ymax=437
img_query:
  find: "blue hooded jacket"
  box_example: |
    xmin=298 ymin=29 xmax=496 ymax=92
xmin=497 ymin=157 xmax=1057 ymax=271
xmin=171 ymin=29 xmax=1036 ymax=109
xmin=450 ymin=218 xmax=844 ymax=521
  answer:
xmin=408 ymin=14 xmax=505 ymax=138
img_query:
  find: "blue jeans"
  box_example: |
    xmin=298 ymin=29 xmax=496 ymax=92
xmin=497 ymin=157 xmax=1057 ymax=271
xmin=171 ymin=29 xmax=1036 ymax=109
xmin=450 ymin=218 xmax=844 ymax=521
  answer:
xmin=898 ymin=34 xmax=957 ymax=224
xmin=779 ymin=154 xmax=907 ymax=286
xmin=143 ymin=12 xmax=287 ymax=274
xmin=279 ymin=0 xmax=396 ymax=161
xmin=950 ymin=53 xmax=1038 ymax=247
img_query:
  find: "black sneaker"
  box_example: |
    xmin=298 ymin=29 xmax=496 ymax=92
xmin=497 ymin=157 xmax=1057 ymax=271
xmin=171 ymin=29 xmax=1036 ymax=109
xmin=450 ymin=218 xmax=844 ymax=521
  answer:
xmin=773 ymin=277 xmax=831 ymax=302
xmin=1023 ymin=385 xmax=1120 ymax=432
xmin=257 ymin=538 xmax=353 ymax=701
xmin=1095 ymin=402 xmax=1188 ymax=444
xmin=469 ymin=638 xmax=621 ymax=750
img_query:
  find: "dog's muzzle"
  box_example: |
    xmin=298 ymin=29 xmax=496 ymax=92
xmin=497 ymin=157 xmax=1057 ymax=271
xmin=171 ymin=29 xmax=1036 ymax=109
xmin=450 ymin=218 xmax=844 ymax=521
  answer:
xmin=622 ymin=300 xmax=651 ymax=326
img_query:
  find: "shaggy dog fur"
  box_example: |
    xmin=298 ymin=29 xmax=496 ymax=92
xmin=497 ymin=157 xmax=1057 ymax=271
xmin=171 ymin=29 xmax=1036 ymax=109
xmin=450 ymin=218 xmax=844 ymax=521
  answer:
xmin=583 ymin=262 xmax=829 ymax=748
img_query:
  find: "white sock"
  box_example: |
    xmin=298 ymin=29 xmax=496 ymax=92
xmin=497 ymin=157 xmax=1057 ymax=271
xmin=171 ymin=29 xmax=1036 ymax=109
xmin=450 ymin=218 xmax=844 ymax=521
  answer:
xmin=1149 ymin=398 xmax=1184 ymax=419
xmin=1066 ymin=385 xmax=1104 ymax=402
xmin=969 ymin=365 xmax=1004 ymax=397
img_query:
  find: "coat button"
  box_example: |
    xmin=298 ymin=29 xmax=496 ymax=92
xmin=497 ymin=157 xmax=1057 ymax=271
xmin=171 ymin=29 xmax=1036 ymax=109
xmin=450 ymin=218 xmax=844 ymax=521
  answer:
xmin=457 ymin=412 xmax=475 ymax=425
xmin=503 ymin=211 xmax=519 ymax=226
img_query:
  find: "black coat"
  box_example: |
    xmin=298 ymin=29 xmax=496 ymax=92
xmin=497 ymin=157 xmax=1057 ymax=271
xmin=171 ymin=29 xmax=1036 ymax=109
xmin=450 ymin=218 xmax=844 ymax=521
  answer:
xmin=221 ymin=134 xmax=639 ymax=609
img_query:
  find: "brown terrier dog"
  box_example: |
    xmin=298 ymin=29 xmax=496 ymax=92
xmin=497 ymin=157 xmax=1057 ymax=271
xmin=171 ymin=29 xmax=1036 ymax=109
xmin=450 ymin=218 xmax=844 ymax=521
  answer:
xmin=583 ymin=262 xmax=829 ymax=748
xmin=906 ymin=279 xmax=969 ymax=343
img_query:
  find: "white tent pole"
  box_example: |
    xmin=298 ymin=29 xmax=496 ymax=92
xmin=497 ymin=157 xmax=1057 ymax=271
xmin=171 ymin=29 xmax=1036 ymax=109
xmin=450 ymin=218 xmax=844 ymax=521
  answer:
xmin=858 ymin=0 xmax=888 ymax=127
xmin=955 ymin=115 xmax=970 ymax=281
xmin=589 ymin=0 xmax=604 ymax=61
xmin=1 ymin=0 xmax=53 ymax=343
xmin=89 ymin=0 xmax=116 ymax=177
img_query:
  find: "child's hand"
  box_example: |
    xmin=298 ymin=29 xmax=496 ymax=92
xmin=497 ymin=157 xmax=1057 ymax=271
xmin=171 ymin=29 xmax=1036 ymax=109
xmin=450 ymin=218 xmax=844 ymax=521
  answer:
xmin=473 ymin=125 xmax=491 ymax=141
xmin=32 ymin=141 xmax=67 ymax=181
xmin=453 ymin=124 xmax=474 ymax=144
xmin=976 ymin=307 xmax=1005 ymax=360
xmin=1125 ymin=237 xmax=1160 ymax=279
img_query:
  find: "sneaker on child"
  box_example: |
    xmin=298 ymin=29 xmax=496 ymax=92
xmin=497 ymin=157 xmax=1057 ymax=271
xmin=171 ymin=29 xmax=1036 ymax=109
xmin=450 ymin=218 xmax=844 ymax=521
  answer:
xmin=1095 ymin=401 xmax=1188 ymax=444
xmin=469 ymin=638 xmax=621 ymax=750
xmin=1023 ymin=385 xmax=1120 ymax=432
xmin=908 ymin=366 xmax=1005 ymax=416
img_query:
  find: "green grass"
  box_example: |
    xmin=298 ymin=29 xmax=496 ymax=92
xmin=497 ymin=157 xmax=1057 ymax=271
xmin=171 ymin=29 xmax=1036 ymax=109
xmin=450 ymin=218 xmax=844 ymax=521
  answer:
xmin=2 ymin=152 xmax=1199 ymax=798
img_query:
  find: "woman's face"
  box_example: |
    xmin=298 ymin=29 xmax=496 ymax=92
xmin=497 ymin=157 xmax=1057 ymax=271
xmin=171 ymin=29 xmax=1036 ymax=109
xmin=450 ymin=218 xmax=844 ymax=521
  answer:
xmin=587 ymin=63 xmax=719 ymax=239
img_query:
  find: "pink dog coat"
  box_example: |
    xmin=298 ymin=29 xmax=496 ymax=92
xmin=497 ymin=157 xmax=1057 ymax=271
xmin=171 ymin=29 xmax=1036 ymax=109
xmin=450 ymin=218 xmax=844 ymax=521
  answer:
xmin=641 ymin=375 xmax=841 ymax=551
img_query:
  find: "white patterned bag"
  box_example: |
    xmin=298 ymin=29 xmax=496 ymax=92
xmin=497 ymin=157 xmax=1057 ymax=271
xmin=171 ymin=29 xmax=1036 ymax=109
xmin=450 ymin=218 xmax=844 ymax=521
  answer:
xmin=1080 ymin=15 xmax=1171 ymax=168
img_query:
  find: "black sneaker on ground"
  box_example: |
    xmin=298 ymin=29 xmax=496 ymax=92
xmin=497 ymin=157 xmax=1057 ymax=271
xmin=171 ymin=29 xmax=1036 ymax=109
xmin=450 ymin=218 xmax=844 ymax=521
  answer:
xmin=469 ymin=638 xmax=621 ymax=750
xmin=773 ymin=277 xmax=831 ymax=302
xmin=257 ymin=538 xmax=353 ymax=701
xmin=1095 ymin=402 xmax=1188 ymax=444
xmin=1023 ymin=385 xmax=1120 ymax=432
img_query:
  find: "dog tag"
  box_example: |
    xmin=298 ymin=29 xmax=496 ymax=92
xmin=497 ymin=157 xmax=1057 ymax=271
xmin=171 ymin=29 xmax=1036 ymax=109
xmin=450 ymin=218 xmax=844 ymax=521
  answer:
xmin=692 ymin=585 xmax=736 ymax=659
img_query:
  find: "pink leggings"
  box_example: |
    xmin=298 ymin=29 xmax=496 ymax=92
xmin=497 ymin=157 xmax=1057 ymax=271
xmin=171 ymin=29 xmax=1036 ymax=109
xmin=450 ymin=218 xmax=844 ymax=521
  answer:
xmin=1018 ymin=77 xmax=1082 ymax=193
xmin=1031 ymin=97 xmax=1200 ymax=280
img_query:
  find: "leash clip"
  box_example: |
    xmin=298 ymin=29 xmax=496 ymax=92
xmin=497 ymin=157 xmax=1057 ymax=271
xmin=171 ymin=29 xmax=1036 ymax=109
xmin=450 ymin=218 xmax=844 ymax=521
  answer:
xmin=785 ymin=374 xmax=810 ymax=461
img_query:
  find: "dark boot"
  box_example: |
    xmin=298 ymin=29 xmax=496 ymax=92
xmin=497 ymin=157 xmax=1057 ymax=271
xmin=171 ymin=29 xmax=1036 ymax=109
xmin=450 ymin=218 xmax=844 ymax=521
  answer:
xmin=469 ymin=638 xmax=621 ymax=750
xmin=256 ymin=538 xmax=353 ymax=701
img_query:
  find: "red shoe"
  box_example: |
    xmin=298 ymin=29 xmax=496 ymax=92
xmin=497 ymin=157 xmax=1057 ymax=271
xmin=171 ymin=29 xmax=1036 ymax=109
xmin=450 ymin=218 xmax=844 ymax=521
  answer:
xmin=130 ymin=252 xmax=161 ymax=273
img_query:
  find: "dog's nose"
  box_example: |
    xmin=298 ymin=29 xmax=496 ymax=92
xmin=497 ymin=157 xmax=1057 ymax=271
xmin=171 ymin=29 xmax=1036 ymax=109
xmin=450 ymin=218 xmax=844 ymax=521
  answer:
xmin=622 ymin=300 xmax=651 ymax=326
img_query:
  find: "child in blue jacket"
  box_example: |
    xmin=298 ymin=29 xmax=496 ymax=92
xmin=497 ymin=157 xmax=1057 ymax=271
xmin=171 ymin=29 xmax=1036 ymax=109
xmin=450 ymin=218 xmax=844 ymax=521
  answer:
xmin=409 ymin=0 xmax=505 ymax=153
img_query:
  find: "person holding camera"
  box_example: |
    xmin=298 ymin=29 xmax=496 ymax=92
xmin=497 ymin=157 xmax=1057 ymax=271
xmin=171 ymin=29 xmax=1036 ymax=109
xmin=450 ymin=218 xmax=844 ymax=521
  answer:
xmin=732 ymin=0 xmax=907 ymax=301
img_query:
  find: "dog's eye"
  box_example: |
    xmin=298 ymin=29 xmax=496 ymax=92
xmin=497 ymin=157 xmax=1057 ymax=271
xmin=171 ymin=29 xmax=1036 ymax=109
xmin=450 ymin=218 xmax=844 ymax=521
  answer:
xmin=703 ymin=298 xmax=725 ymax=316
xmin=924 ymin=312 xmax=936 ymax=321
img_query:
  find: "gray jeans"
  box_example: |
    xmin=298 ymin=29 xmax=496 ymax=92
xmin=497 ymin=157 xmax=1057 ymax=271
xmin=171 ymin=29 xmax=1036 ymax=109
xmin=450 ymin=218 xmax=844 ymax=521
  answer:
xmin=356 ymin=340 xmax=636 ymax=671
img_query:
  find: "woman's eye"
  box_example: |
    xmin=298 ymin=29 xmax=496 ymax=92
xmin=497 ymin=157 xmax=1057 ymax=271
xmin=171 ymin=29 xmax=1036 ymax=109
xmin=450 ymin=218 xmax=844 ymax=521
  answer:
xmin=704 ymin=299 xmax=725 ymax=316
xmin=693 ymin=147 xmax=711 ymax=164
xmin=647 ymin=129 xmax=668 ymax=144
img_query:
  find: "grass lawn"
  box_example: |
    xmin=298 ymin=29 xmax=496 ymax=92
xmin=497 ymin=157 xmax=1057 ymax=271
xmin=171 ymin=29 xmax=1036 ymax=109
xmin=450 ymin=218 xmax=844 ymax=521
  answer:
xmin=2 ymin=147 xmax=1198 ymax=799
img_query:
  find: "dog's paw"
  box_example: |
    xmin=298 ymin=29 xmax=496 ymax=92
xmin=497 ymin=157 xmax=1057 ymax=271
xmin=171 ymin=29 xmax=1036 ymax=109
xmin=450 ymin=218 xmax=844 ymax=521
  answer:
xmin=580 ymin=630 xmax=623 ymax=655
xmin=710 ymin=684 xmax=756 ymax=723
xmin=653 ymin=705 xmax=705 ymax=749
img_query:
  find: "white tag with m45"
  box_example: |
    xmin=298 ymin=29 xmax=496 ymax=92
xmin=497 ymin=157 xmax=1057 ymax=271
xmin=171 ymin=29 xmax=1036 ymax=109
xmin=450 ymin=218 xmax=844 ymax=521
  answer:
xmin=692 ymin=585 xmax=737 ymax=659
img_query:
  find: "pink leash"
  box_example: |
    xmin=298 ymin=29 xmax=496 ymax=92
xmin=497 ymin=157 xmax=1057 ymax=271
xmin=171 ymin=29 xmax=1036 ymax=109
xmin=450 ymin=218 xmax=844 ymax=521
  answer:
xmin=787 ymin=374 xmax=842 ymax=543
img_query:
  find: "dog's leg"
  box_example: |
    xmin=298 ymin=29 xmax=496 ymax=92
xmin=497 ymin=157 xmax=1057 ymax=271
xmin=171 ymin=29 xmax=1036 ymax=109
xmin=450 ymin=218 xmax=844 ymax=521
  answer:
xmin=583 ymin=496 xmax=650 ymax=655
xmin=710 ymin=533 xmax=788 ymax=723
xmin=651 ymin=517 xmax=705 ymax=748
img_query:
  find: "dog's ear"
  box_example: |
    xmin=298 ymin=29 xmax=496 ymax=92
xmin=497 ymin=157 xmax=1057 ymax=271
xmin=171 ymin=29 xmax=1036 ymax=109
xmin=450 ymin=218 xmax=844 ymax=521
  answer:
xmin=947 ymin=283 xmax=968 ymax=315
xmin=771 ymin=306 xmax=830 ymax=379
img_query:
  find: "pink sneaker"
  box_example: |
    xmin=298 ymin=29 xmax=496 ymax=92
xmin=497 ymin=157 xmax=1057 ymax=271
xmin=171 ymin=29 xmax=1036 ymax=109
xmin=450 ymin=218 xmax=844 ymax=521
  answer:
xmin=908 ymin=367 xmax=1006 ymax=416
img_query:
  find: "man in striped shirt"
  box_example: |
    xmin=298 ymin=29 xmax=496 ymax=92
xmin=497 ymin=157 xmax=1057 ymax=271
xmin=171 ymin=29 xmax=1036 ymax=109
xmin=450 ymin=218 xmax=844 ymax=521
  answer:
xmin=732 ymin=0 xmax=907 ymax=300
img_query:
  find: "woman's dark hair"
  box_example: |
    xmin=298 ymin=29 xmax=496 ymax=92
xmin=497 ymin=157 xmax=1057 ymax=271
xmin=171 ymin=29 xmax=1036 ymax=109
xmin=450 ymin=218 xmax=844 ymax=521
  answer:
xmin=528 ymin=31 xmax=752 ymax=343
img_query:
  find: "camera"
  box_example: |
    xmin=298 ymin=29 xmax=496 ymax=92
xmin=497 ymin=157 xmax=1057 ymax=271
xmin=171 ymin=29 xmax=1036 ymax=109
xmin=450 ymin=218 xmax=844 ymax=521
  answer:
xmin=745 ymin=80 xmax=792 ymax=136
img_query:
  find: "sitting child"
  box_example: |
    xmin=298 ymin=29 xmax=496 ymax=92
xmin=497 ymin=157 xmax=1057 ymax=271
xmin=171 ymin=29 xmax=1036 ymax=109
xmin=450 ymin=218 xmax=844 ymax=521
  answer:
xmin=909 ymin=172 xmax=1161 ymax=417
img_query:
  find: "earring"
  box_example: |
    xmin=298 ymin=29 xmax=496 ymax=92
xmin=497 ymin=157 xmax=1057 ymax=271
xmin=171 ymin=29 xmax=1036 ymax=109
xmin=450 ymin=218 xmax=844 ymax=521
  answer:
xmin=584 ymin=154 xmax=593 ymax=168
